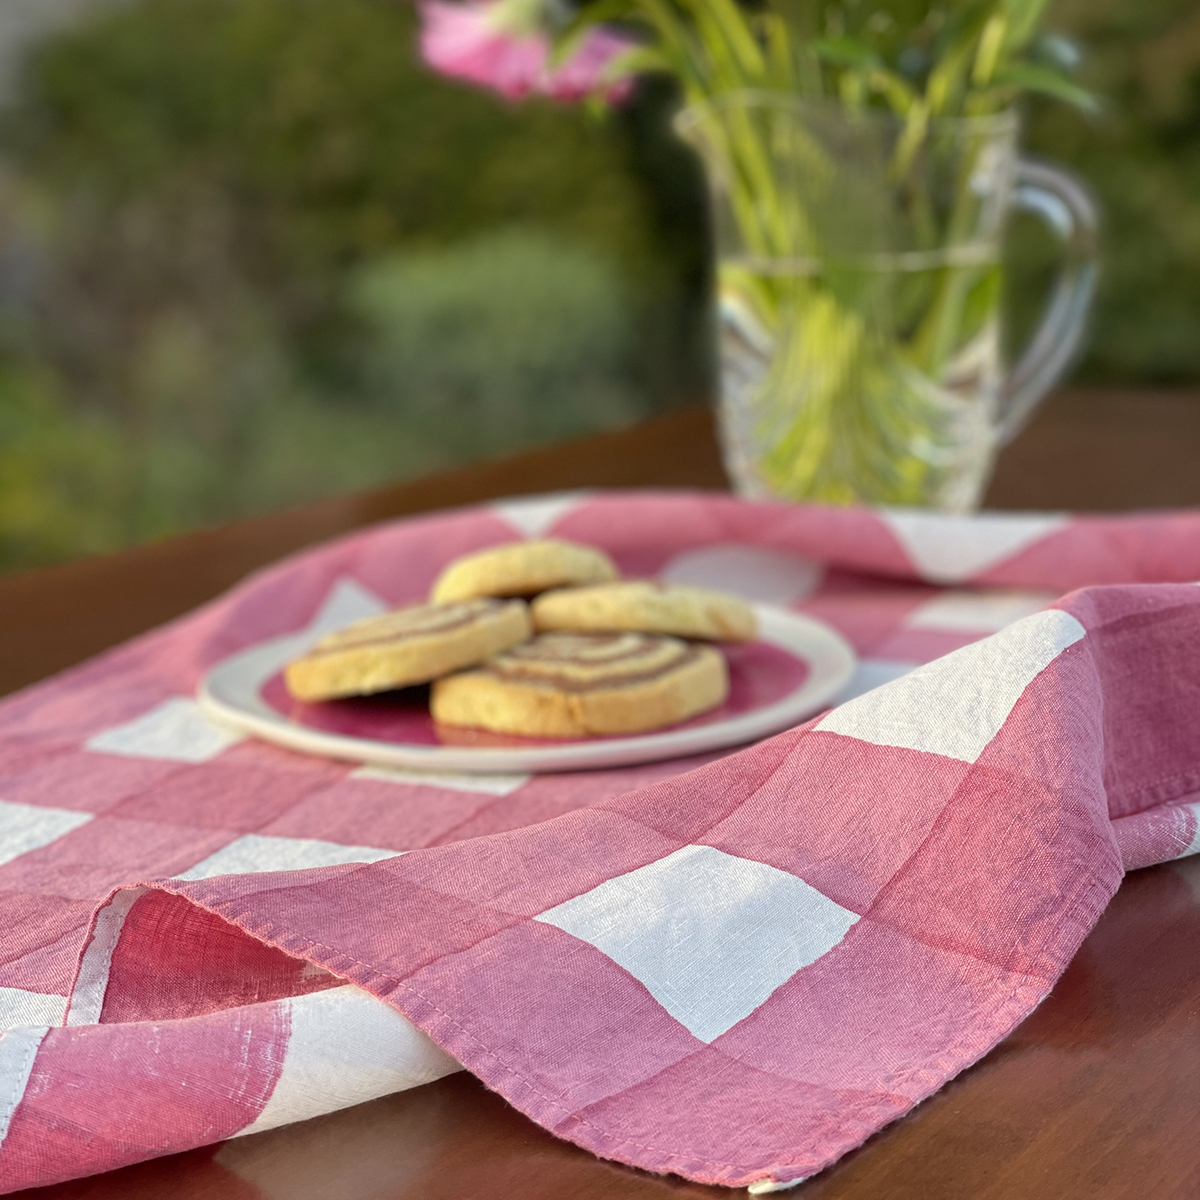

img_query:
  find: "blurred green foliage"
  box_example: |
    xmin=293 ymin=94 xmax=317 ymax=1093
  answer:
xmin=351 ymin=230 xmax=643 ymax=455
xmin=1020 ymin=0 xmax=1200 ymax=383
xmin=0 ymin=0 xmax=1196 ymax=570
xmin=0 ymin=362 xmax=126 ymax=564
xmin=0 ymin=0 xmax=709 ymax=568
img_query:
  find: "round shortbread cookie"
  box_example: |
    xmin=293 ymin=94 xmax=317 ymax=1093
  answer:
xmin=431 ymin=632 xmax=728 ymax=738
xmin=285 ymin=598 xmax=532 ymax=702
xmin=532 ymin=581 xmax=757 ymax=643
xmin=429 ymin=539 xmax=618 ymax=603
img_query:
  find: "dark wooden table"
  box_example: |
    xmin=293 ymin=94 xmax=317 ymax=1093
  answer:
xmin=10 ymin=388 xmax=1200 ymax=1200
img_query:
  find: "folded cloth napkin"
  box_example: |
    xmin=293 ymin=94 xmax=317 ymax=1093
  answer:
xmin=0 ymin=491 xmax=1198 ymax=1193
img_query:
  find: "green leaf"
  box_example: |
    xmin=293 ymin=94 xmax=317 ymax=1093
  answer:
xmin=992 ymin=62 xmax=1099 ymax=111
xmin=547 ymin=25 xmax=590 ymax=70
xmin=759 ymin=12 xmax=795 ymax=91
xmin=925 ymin=37 xmax=974 ymax=115
xmin=625 ymin=0 xmax=708 ymax=94
xmin=868 ymin=66 xmax=919 ymax=114
xmin=1001 ymin=0 xmax=1051 ymax=53
xmin=812 ymin=37 xmax=880 ymax=69
xmin=971 ymin=13 xmax=1007 ymax=87
xmin=693 ymin=0 xmax=769 ymax=82
xmin=603 ymin=44 xmax=672 ymax=77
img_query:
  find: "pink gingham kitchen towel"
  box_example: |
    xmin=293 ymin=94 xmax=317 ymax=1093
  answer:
xmin=0 ymin=491 xmax=1198 ymax=1193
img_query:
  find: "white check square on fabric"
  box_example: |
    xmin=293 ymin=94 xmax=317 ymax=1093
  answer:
xmin=535 ymin=845 xmax=859 ymax=1043
xmin=178 ymin=834 xmax=403 ymax=881
xmin=86 ymin=697 xmax=243 ymax=763
xmin=904 ymin=589 xmax=1056 ymax=633
xmin=0 ymin=987 xmax=68 ymax=1030
xmin=0 ymin=800 xmax=93 ymax=868
xmin=817 ymin=609 xmax=1085 ymax=763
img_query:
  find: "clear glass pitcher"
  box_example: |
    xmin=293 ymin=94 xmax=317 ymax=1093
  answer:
xmin=674 ymin=93 xmax=1098 ymax=511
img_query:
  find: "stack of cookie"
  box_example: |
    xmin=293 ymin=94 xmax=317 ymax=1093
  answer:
xmin=285 ymin=538 xmax=757 ymax=738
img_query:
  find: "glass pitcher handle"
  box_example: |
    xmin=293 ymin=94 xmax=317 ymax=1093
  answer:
xmin=996 ymin=159 xmax=1099 ymax=445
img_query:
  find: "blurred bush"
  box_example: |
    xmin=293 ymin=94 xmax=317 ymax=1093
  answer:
xmin=0 ymin=0 xmax=1196 ymax=570
xmin=351 ymin=230 xmax=641 ymax=458
xmin=1020 ymin=0 xmax=1200 ymax=383
xmin=0 ymin=362 xmax=127 ymax=564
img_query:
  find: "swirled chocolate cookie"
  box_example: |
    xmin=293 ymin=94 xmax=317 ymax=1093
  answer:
xmin=285 ymin=598 xmax=532 ymax=702
xmin=532 ymin=581 xmax=757 ymax=643
xmin=430 ymin=539 xmax=618 ymax=603
xmin=431 ymin=632 xmax=728 ymax=737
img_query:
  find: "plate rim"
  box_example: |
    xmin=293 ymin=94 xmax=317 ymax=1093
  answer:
xmin=197 ymin=603 xmax=856 ymax=774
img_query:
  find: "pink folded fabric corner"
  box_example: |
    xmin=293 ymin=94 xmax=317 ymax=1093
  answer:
xmin=0 ymin=492 xmax=1197 ymax=1193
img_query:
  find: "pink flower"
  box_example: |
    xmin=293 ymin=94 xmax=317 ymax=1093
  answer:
xmin=419 ymin=1 xmax=634 ymax=103
xmin=419 ymin=1 xmax=544 ymax=100
xmin=542 ymin=26 xmax=635 ymax=101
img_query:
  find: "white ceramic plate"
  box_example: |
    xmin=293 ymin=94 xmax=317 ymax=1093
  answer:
xmin=198 ymin=603 xmax=856 ymax=774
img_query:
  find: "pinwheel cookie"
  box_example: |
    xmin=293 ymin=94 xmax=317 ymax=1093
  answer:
xmin=285 ymin=598 xmax=532 ymax=702
xmin=431 ymin=631 xmax=728 ymax=737
xmin=532 ymin=580 xmax=757 ymax=642
xmin=429 ymin=538 xmax=618 ymax=603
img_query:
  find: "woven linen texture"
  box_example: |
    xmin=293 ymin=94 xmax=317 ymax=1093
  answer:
xmin=0 ymin=492 xmax=1198 ymax=1192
